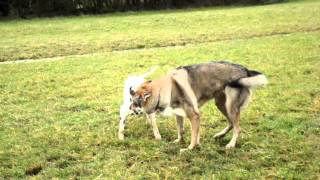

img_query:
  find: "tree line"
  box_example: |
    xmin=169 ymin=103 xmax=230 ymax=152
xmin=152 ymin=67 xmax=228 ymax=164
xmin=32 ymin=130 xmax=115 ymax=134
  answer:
xmin=0 ymin=0 xmax=281 ymax=18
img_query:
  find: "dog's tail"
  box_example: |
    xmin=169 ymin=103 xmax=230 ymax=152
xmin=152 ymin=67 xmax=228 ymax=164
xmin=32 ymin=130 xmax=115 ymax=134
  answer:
xmin=236 ymin=70 xmax=268 ymax=88
xmin=141 ymin=66 xmax=159 ymax=78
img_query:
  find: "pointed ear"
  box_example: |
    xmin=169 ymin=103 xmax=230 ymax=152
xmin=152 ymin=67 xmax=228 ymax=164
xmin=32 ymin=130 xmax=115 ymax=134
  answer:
xmin=129 ymin=87 xmax=135 ymax=96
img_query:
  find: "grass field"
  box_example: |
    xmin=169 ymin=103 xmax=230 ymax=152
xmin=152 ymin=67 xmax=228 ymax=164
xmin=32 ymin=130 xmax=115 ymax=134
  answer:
xmin=1 ymin=0 xmax=320 ymax=179
xmin=0 ymin=0 xmax=320 ymax=62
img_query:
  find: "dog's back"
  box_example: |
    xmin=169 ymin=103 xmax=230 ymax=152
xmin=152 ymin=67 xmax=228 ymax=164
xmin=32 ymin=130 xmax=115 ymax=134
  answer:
xmin=177 ymin=61 xmax=267 ymax=104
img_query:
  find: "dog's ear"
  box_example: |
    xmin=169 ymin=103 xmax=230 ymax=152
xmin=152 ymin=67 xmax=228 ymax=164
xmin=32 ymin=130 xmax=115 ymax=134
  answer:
xmin=140 ymin=80 xmax=152 ymax=101
xmin=142 ymin=82 xmax=152 ymax=101
xmin=129 ymin=87 xmax=135 ymax=96
xmin=143 ymin=91 xmax=151 ymax=101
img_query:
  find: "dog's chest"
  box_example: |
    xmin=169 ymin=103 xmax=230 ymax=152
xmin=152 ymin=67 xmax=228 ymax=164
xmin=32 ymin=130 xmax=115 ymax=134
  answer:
xmin=160 ymin=107 xmax=186 ymax=117
xmin=156 ymin=97 xmax=186 ymax=117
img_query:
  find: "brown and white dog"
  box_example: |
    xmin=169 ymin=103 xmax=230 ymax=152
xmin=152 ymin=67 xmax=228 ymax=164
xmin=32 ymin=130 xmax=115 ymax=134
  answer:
xmin=129 ymin=61 xmax=267 ymax=151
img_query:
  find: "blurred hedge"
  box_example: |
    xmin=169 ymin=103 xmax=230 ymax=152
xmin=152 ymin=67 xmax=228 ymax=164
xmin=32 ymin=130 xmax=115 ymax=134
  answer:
xmin=1 ymin=0 xmax=283 ymax=18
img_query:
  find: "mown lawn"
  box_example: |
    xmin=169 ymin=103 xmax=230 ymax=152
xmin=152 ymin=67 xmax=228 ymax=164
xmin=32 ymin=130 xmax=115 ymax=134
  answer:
xmin=0 ymin=0 xmax=320 ymax=179
xmin=0 ymin=0 xmax=320 ymax=62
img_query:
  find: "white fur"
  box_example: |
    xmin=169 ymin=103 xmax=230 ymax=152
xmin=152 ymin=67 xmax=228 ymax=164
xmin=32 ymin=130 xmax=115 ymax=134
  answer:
xmin=224 ymin=86 xmax=241 ymax=149
xmin=239 ymin=74 xmax=268 ymax=88
xmin=225 ymin=86 xmax=239 ymax=117
xmin=118 ymin=66 xmax=158 ymax=140
xmin=240 ymin=89 xmax=251 ymax=110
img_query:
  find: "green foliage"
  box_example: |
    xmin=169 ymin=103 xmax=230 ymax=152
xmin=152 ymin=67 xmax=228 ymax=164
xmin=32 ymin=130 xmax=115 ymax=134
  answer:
xmin=7 ymin=0 xmax=285 ymax=18
xmin=0 ymin=0 xmax=319 ymax=179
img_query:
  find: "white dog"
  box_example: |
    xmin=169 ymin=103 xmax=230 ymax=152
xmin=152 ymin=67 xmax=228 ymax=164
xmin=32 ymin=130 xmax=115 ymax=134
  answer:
xmin=118 ymin=66 xmax=158 ymax=140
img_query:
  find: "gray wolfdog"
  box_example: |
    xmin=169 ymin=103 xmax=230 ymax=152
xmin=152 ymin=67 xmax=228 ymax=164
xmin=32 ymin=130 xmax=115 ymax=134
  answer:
xmin=129 ymin=61 xmax=267 ymax=151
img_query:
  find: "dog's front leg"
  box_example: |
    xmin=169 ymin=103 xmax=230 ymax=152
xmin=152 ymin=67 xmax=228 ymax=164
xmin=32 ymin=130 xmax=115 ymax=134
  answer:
xmin=174 ymin=115 xmax=184 ymax=143
xmin=145 ymin=114 xmax=152 ymax=125
xmin=118 ymin=117 xmax=126 ymax=140
xmin=188 ymin=113 xmax=200 ymax=149
xmin=118 ymin=104 xmax=129 ymax=140
xmin=146 ymin=113 xmax=161 ymax=140
xmin=180 ymin=108 xmax=200 ymax=152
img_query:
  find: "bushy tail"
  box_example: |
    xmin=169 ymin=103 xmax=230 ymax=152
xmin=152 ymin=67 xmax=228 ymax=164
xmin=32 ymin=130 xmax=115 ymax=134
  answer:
xmin=238 ymin=70 xmax=268 ymax=88
xmin=141 ymin=66 xmax=159 ymax=78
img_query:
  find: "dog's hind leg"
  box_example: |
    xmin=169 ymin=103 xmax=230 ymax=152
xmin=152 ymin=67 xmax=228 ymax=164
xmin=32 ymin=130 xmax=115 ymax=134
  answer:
xmin=214 ymin=92 xmax=233 ymax=138
xmin=224 ymin=87 xmax=250 ymax=149
xmin=213 ymin=121 xmax=232 ymax=139
xmin=174 ymin=115 xmax=184 ymax=143
xmin=225 ymin=86 xmax=241 ymax=149
xmin=225 ymin=111 xmax=240 ymax=149
xmin=146 ymin=113 xmax=162 ymax=140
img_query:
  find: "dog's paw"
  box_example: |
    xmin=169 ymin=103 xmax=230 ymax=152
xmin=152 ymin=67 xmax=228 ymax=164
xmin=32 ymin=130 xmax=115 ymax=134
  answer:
xmin=179 ymin=148 xmax=190 ymax=153
xmin=180 ymin=144 xmax=196 ymax=153
xmin=225 ymin=143 xmax=236 ymax=149
xmin=213 ymin=133 xmax=225 ymax=139
xmin=213 ymin=134 xmax=220 ymax=139
xmin=155 ymin=135 xmax=162 ymax=140
xmin=118 ymin=133 xmax=125 ymax=140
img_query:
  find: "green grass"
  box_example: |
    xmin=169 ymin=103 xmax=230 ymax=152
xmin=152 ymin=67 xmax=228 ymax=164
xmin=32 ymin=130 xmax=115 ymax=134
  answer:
xmin=0 ymin=0 xmax=320 ymax=62
xmin=1 ymin=0 xmax=320 ymax=179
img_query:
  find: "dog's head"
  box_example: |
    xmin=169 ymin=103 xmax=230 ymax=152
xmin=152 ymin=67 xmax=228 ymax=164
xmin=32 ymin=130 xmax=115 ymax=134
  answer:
xmin=123 ymin=76 xmax=146 ymax=115
xmin=130 ymin=80 xmax=152 ymax=113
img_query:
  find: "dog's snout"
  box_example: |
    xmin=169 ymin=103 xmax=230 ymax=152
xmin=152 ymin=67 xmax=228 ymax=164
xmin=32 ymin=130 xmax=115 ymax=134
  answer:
xmin=132 ymin=96 xmax=143 ymax=108
xmin=129 ymin=102 xmax=143 ymax=115
xmin=131 ymin=107 xmax=143 ymax=115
